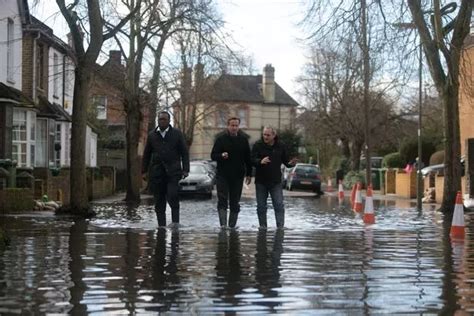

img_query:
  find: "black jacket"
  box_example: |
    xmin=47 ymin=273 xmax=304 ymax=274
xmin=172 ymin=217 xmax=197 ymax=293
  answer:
xmin=211 ymin=131 xmax=252 ymax=178
xmin=142 ymin=125 xmax=190 ymax=179
xmin=251 ymin=137 xmax=292 ymax=185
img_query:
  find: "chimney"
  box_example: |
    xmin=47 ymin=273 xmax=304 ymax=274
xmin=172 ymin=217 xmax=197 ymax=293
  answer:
xmin=263 ymin=64 xmax=275 ymax=103
xmin=109 ymin=50 xmax=122 ymax=65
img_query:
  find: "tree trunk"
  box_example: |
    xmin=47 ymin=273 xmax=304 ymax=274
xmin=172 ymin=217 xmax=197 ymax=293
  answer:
xmin=351 ymin=140 xmax=363 ymax=171
xmin=125 ymin=96 xmax=142 ymax=204
xmin=440 ymin=84 xmax=462 ymax=213
xmin=69 ymin=66 xmax=92 ymax=214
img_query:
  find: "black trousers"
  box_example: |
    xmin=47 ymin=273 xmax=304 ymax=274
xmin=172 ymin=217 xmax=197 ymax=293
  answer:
xmin=216 ymin=174 xmax=244 ymax=214
xmin=152 ymin=174 xmax=181 ymax=225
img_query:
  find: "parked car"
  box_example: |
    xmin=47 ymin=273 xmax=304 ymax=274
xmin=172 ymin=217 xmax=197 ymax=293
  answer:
xmin=421 ymin=163 xmax=445 ymax=177
xmin=281 ymin=165 xmax=293 ymax=187
xmin=179 ymin=162 xmax=214 ymax=199
xmin=190 ymin=159 xmax=217 ymax=184
xmin=285 ymin=163 xmax=322 ymax=194
xmin=421 ymin=159 xmax=465 ymax=178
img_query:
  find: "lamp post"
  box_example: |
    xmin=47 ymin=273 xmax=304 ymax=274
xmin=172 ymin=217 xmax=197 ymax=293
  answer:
xmin=394 ymin=22 xmax=423 ymax=211
xmin=416 ymin=40 xmax=423 ymax=212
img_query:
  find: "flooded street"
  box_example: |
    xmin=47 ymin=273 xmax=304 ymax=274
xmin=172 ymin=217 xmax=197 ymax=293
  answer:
xmin=1 ymin=193 xmax=473 ymax=314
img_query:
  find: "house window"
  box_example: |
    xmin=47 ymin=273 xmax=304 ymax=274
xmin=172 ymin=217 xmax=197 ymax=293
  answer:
xmin=12 ymin=109 xmax=35 ymax=167
xmin=37 ymin=44 xmax=45 ymax=90
xmin=55 ymin=123 xmax=62 ymax=167
xmin=53 ymin=53 xmax=59 ymax=98
xmin=7 ymin=18 xmax=14 ymax=83
xmin=237 ymin=107 xmax=248 ymax=127
xmin=36 ymin=118 xmax=48 ymax=167
xmin=48 ymin=119 xmax=55 ymax=168
xmin=93 ymin=95 xmax=107 ymax=120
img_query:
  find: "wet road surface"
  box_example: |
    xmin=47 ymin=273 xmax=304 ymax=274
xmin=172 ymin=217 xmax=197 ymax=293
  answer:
xmin=0 ymin=192 xmax=473 ymax=314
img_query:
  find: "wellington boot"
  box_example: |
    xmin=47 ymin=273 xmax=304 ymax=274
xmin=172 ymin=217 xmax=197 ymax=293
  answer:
xmin=258 ymin=212 xmax=267 ymax=229
xmin=218 ymin=209 xmax=227 ymax=227
xmin=228 ymin=212 xmax=239 ymax=228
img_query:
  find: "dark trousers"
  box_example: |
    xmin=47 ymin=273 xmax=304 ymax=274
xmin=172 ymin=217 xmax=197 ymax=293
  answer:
xmin=216 ymin=175 xmax=244 ymax=214
xmin=153 ymin=174 xmax=181 ymax=225
xmin=256 ymin=182 xmax=285 ymax=227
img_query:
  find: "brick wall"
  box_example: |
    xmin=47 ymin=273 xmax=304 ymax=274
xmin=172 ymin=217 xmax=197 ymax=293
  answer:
xmin=0 ymin=188 xmax=34 ymax=213
xmin=33 ymin=167 xmax=71 ymax=205
xmin=22 ymin=36 xmax=34 ymax=99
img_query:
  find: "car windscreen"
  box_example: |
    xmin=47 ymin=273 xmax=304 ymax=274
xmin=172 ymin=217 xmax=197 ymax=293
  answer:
xmin=295 ymin=166 xmax=319 ymax=175
xmin=190 ymin=164 xmax=207 ymax=174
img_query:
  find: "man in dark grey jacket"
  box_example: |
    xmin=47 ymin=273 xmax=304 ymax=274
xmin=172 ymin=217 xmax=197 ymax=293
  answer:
xmin=142 ymin=111 xmax=189 ymax=227
xmin=211 ymin=117 xmax=252 ymax=228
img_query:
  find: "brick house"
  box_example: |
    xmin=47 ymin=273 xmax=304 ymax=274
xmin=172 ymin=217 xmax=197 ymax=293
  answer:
xmin=91 ymin=50 xmax=150 ymax=189
xmin=175 ymin=64 xmax=298 ymax=159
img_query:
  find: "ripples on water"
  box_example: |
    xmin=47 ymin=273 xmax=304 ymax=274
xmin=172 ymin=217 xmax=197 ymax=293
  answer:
xmin=0 ymin=195 xmax=473 ymax=314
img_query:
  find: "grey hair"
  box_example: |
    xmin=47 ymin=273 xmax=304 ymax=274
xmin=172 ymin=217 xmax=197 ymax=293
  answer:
xmin=262 ymin=126 xmax=277 ymax=135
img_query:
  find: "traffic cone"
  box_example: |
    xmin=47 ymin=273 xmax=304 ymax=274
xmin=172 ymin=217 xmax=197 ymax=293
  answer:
xmin=353 ymin=182 xmax=363 ymax=213
xmin=350 ymin=183 xmax=357 ymax=208
xmin=363 ymin=185 xmax=375 ymax=224
xmin=338 ymin=180 xmax=344 ymax=200
xmin=327 ymin=178 xmax=334 ymax=192
xmin=450 ymin=191 xmax=465 ymax=239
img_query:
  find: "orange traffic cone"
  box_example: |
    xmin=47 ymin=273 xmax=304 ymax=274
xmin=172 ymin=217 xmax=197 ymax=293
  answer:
xmin=327 ymin=178 xmax=334 ymax=192
xmin=350 ymin=183 xmax=357 ymax=208
xmin=363 ymin=185 xmax=375 ymax=224
xmin=353 ymin=182 xmax=363 ymax=213
xmin=338 ymin=180 xmax=344 ymax=200
xmin=450 ymin=191 xmax=465 ymax=239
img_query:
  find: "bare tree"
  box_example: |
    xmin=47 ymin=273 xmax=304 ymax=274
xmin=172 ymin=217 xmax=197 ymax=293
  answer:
xmin=163 ymin=1 xmax=254 ymax=147
xmin=56 ymin=0 xmax=133 ymax=215
xmin=406 ymin=0 xmax=472 ymax=213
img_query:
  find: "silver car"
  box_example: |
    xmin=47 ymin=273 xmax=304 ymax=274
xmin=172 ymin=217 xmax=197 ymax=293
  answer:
xmin=179 ymin=162 xmax=214 ymax=199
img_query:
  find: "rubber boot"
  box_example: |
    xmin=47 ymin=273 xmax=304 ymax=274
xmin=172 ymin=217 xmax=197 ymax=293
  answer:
xmin=157 ymin=212 xmax=166 ymax=227
xmin=257 ymin=212 xmax=267 ymax=229
xmin=275 ymin=211 xmax=285 ymax=228
xmin=228 ymin=212 xmax=239 ymax=228
xmin=218 ymin=209 xmax=227 ymax=227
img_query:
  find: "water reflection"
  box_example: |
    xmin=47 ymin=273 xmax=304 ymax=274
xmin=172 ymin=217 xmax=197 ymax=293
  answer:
xmin=3 ymin=195 xmax=474 ymax=313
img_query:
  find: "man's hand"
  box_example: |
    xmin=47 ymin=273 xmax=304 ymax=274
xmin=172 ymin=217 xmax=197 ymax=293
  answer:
xmin=142 ymin=173 xmax=148 ymax=181
xmin=261 ymin=156 xmax=271 ymax=165
xmin=222 ymin=152 xmax=229 ymax=160
xmin=289 ymin=157 xmax=298 ymax=166
xmin=182 ymin=171 xmax=189 ymax=179
xmin=245 ymin=176 xmax=251 ymax=185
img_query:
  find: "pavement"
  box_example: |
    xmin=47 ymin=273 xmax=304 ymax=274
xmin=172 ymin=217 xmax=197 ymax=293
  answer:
xmin=94 ymin=182 xmax=431 ymax=206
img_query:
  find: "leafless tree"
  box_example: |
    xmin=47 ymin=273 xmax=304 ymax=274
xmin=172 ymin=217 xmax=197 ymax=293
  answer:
xmin=56 ymin=0 xmax=134 ymax=215
xmin=405 ymin=0 xmax=472 ymax=213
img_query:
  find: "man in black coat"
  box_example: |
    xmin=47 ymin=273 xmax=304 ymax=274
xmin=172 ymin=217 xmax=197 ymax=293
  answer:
xmin=211 ymin=117 xmax=252 ymax=228
xmin=251 ymin=126 xmax=296 ymax=228
xmin=142 ymin=111 xmax=189 ymax=227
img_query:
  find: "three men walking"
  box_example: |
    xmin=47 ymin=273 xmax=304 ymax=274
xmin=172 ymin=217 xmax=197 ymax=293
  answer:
xmin=143 ymin=113 xmax=296 ymax=229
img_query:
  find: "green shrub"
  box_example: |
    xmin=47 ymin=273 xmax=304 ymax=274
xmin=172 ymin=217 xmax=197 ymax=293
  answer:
xmin=399 ymin=137 xmax=437 ymax=167
xmin=343 ymin=170 xmax=366 ymax=189
xmin=383 ymin=152 xmax=404 ymax=168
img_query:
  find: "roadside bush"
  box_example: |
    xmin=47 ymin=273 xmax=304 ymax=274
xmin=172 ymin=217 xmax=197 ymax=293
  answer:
xmin=343 ymin=170 xmax=366 ymax=189
xmin=430 ymin=150 xmax=444 ymax=165
xmin=383 ymin=152 xmax=404 ymax=168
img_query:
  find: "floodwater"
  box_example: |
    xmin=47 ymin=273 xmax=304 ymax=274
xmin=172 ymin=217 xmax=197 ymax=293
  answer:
xmin=0 ymin=193 xmax=473 ymax=314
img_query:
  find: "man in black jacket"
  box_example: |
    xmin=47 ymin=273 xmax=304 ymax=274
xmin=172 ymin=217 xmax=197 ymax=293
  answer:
xmin=211 ymin=117 xmax=252 ymax=228
xmin=142 ymin=111 xmax=189 ymax=227
xmin=251 ymin=126 xmax=296 ymax=228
